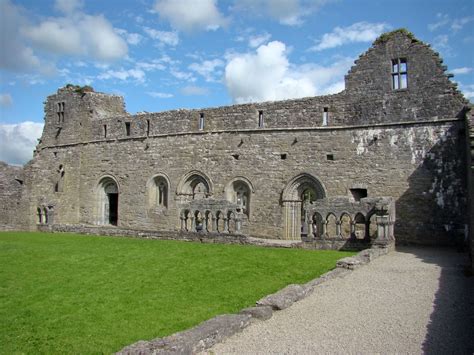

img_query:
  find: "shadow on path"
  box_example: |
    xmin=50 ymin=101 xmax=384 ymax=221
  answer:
xmin=397 ymin=246 xmax=474 ymax=354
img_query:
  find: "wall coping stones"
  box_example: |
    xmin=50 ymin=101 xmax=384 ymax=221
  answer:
xmin=38 ymin=117 xmax=463 ymax=151
xmin=116 ymin=244 xmax=392 ymax=354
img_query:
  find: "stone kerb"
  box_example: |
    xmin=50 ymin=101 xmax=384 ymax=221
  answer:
xmin=116 ymin=245 xmax=392 ymax=355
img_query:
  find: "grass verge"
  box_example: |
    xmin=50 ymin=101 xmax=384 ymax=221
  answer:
xmin=0 ymin=232 xmax=354 ymax=353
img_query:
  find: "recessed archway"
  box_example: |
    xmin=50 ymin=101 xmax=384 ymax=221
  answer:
xmin=97 ymin=176 xmax=119 ymax=226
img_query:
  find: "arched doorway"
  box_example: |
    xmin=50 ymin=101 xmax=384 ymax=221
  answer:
xmin=282 ymin=173 xmax=326 ymax=240
xmin=97 ymin=177 xmax=119 ymax=226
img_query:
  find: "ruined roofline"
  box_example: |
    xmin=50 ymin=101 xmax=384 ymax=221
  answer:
xmin=37 ymin=117 xmax=463 ymax=151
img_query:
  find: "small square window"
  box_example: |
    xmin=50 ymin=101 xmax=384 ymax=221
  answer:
xmin=326 ymin=154 xmax=334 ymax=161
xmin=280 ymin=153 xmax=287 ymax=160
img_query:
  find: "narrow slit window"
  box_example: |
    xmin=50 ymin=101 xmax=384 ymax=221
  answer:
xmin=198 ymin=113 xmax=204 ymax=130
xmin=322 ymin=107 xmax=329 ymax=126
xmin=146 ymin=119 xmax=150 ymax=136
xmin=103 ymin=125 xmax=107 ymax=138
xmin=392 ymin=58 xmax=408 ymax=90
xmin=258 ymin=110 xmax=264 ymax=128
xmin=125 ymin=122 xmax=131 ymax=136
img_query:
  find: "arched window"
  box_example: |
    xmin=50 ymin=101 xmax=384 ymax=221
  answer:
xmin=147 ymin=174 xmax=170 ymax=210
xmin=37 ymin=207 xmax=43 ymax=224
xmin=234 ymin=182 xmax=250 ymax=216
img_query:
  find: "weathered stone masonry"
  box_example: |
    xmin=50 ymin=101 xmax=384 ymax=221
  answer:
xmin=0 ymin=30 xmax=471 ymax=249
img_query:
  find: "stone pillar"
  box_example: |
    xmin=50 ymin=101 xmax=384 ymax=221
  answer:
xmin=322 ymin=220 xmax=327 ymax=238
xmin=336 ymin=220 xmax=342 ymax=237
xmin=374 ymin=215 xmax=393 ymax=246
xmin=201 ymin=217 xmax=207 ymax=233
xmin=180 ymin=216 xmax=185 ymax=231
xmin=235 ymin=218 xmax=241 ymax=233
xmin=190 ymin=216 xmax=195 ymax=232
xmin=223 ymin=218 xmax=229 ymax=233
xmin=212 ymin=216 xmax=217 ymax=232
xmin=350 ymin=221 xmax=356 ymax=239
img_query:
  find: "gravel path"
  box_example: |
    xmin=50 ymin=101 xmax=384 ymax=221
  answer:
xmin=206 ymin=247 xmax=474 ymax=354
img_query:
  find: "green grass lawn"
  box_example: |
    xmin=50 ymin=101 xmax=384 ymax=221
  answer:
xmin=0 ymin=232 xmax=354 ymax=354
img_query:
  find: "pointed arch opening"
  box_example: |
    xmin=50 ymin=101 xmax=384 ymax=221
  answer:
xmin=176 ymin=170 xmax=213 ymax=201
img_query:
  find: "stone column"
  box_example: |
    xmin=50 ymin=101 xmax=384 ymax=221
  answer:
xmin=190 ymin=216 xmax=195 ymax=232
xmin=374 ymin=215 xmax=392 ymax=246
xmin=350 ymin=221 xmax=356 ymax=239
xmin=180 ymin=216 xmax=185 ymax=231
xmin=336 ymin=220 xmax=342 ymax=238
xmin=235 ymin=218 xmax=241 ymax=233
xmin=202 ymin=217 xmax=207 ymax=233
xmin=223 ymin=218 xmax=229 ymax=233
xmin=322 ymin=220 xmax=327 ymax=238
xmin=212 ymin=216 xmax=217 ymax=232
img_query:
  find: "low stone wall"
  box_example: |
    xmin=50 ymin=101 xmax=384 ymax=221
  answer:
xmin=48 ymin=224 xmax=384 ymax=251
xmin=117 ymin=246 xmax=392 ymax=354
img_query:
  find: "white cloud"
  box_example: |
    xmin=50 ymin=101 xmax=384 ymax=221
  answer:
xmin=248 ymin=33 xmax=271 ymax=48
xmin=181 ymin=85 xmax=210 ymax=96
xmin=0 ymin=0 xmax=55 ymax=74
xmin=136 ymin=60 xmax=166 ymax=71
xmin=20 ymin=2 xmax=128 ymax=62
xmin=0 ymin=93 xmax=13 ymax=107
xmin=144 ymin=27 xmax=179 ymax=46
xmin=459 ymin=83 xmax=474 ymax=101
xmin=153 ymin=0 xmax=228 ymax=32
xmin=233 ymin=0 xmax=332 ymax=26
xmin=189 ymin=59 xmax=224 ymax=82
xmin=170 ymin=68 xmax=194 ymax=81
xmin=54 ymin=0 xmax=83 ymax=14
xmin=146 ymin=91 xmax=173 ymax=98
xmin=98 ymin=68 xmax=145 ymax=83
xmin=428 ymin=13 xmax=450 ymax=32
xmin=451 ymin=17 xmax=474 ymax=32
xmin=0 ymin=121 xmax=44 ymax=165
xmin=224 ymin=41 xmax=351 ymax=103
xmin=429 ymin=13 xmax=473 ymax=33
xmin=116 ymin=28 xmax=143 ymax=45
xmin=451 ymin=67 xmax=473 ymax=75
xmin=310 ymin=22 xmax=391 ymax=51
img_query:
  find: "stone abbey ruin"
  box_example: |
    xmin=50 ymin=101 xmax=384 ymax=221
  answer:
xmin=1 ymin=30 xmax=473 ymax=259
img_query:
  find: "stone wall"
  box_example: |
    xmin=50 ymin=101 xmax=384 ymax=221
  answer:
xmin=6 ymin=30 xmax=471 ymax=247
xmin=465 ymin=106 xmax=474 ymax=270
xmin=0 ymin=162 xmax=28 ymax=230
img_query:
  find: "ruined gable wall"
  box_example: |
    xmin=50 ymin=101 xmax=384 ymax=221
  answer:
xmin=0 ymin=162 xmax=28 ymax=230
xmin=344 ymin=31 xmax=467 ymax=124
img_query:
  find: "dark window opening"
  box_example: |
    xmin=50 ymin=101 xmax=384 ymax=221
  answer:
xmin=146 ymin=119 xmax=150 ymax=136
xmin=199 ymin=113 xmax=204 ymax=130
xmin=350 ymin=188 xmax=367 ymax=201
xmin=232 ymin=154 xmax=240 ymax=160
xmin=392 ymin=58 xmax=407 ymax=90
xmin=281 ymin=153 xmax=287 ymax=160
xmin=108 ymin=193 xmax=118 ymax=225
xmin=323 ymin=107 xmax=329 ymax=126
xmin=15 ymin=178 xmax=23 ymax=185
xmin=103 ymin=125 xmax=107 ymax=138
xmin=125 ymin=122 xmax=131 ymax=136
xmin=326 ymin=154 xmax=334 ymax=161
xmin=258 ymin=110 xmax=264 ymax=128
xmin=54 ymin=182 xmax=59 ymax=192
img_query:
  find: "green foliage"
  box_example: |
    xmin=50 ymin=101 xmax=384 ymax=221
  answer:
xmin=64 ymin=83 xmax=94 ymax=94
xmin=0 ymin=232 xmax=354 ymax=354
xmin=374 ymin=28 xmax=419 ymax=45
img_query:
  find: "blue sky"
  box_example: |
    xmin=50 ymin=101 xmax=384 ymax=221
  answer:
xmin=1 ymin=0 xmax=473 ymax=165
